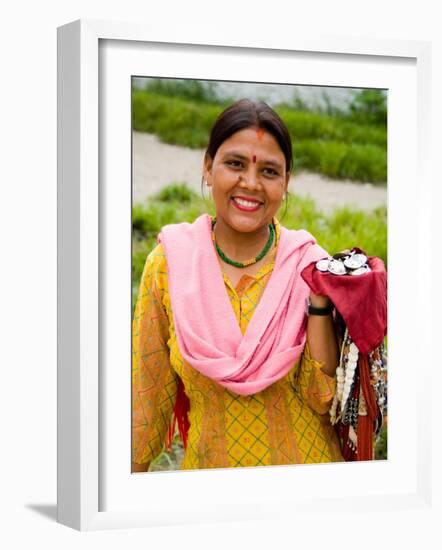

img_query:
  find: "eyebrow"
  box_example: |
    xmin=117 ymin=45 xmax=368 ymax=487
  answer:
xmin=222 ymin=151 xmax=283 ymax=169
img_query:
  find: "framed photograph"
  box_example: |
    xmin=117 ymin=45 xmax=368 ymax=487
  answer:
xmin=130 ymin=74 xmax=389 ymax=475
xmin=57 ymin=19 xmax=432 ymax=530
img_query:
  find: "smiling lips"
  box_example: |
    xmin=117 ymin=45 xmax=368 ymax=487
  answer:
xmin=231 ymin=195 xmax=263 ymax=212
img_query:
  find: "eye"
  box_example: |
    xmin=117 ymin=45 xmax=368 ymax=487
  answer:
xmin=262 ymin=167 xmax=279 ymax=177
xmin=226 ymin=160 xmax=244 ymax=169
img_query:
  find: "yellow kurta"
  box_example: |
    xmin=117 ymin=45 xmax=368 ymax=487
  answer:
xmin=132 ymin=220 xmax=343 ymax=469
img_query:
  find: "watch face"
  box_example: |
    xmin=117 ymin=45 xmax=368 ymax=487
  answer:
xmin=315 ymin=249 xmax=371 ymax=276
xmin=315 ymin=250 xmax=370 ymax=276
xmin=315 ymin=258 xmax=331 ymax=272
xmin=328 ymin=259 xmax=347 ymax=275
xmin=350 ymin=265 xmax=371 ymax=276
xmin=344 ymin=253 xmax=368 ymax=270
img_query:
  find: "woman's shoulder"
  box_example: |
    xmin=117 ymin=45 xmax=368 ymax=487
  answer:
xmin=138 ymin=243 xmax=170 ymax=299
xmin=143 ymin=242 xmax=168 ymax=277
xmin=276 ymin=220 xmax=329 ymax=261
xmin=276 ymin=220 xmax=321 ymax=247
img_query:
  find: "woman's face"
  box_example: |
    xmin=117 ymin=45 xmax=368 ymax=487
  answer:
xmin=204 ymin=127 xmax=289 ymax=234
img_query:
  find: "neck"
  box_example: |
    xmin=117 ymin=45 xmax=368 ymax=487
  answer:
xmin=213 ymin=218 xmax=272 ymax=262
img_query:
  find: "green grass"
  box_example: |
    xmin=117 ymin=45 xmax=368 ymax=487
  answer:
xmin=132 ymin=90 xmax=387 ymax=183
xmin=149 ymin=435 xmax=184 ymax=472
xmin=133 ymin=183 xmax=388 ymax=466
xmin=276 ymin=107 xmax=386 ymax=147
xmin=375 ymin=426 xmax=388 ymax=460
xmin=132 ymin=182 xmax=387 ymax=307
xmin=137 ymin=78 xmax=222 ymax=104
xmin=280 ymin=88 xmax=387 ymax=126
xmin=293 ymin=140 xmax=387 ymax=182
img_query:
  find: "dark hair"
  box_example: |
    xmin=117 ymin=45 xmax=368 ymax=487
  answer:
xmin=204 ymin=98 xmax=293 ymax=173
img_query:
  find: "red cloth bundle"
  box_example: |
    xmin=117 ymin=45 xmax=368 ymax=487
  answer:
xmin=301 ymin=255 xmax=387 ymax=355
xmin=301 ymin=253 xmax=387 ymax=461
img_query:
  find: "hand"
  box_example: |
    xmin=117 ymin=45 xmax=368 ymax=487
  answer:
xmin=310 ymin=249 xmax=350 ymax=307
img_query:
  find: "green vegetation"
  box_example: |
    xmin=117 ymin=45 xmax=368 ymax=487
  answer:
xmin=375 ymin=424 xmax=388 ymax=461
xmin=293 ymin=140 xmax=386 ymax=182
xmin=348 ymin=89 xmax=387 ymax=126
xmin=281 ymin=87 xmax=387 ymax=126
xmin=137 ymin=78 xmax=222 ymax=104
xmin=149 ymin=435 xmax=184 ymax=472
xmin=133 ymin=183 xmax=388 ymax=468
xmin=132 ymin=81 xmax=387 ymax=183
xmin=132 ymin=183 xmax=387 ymax=303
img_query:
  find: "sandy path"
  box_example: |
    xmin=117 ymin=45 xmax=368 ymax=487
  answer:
xmin=133 ymin=132 xmax=387 ymax=214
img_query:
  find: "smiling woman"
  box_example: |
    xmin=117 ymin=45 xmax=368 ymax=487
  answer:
xmin=205 ymin=127 xmax=288 ymax=230
xmin=131 ymin=99 xmax=378 ymax=473
xmin=204 ymin=127 xmax=289 ymax=285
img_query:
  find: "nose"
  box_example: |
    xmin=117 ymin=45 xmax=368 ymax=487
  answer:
xmin=238 ymin=167 xmax=262 ymax=189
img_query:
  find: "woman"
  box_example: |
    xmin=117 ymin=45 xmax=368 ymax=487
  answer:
xmin=132 ymin=99 xmax=343 ymax=472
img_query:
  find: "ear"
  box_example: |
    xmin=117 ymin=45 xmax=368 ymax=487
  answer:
xmin=203 ymin=154 xmax=213 ymax=185
xmin=284 ymin=172 xmax=290 ymax=193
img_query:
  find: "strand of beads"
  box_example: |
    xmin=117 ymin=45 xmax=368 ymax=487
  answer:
xmin=330 ymin=328 xmax=348 ymax=425
xmin=343 ymin=392 xmax=359 ymax=428
xmin=368 ymin=343 xmax=388 ymax=433
xmin=330 ymin=330 xmax=359 ymax=426
xmin=342 ymin=342 xmax=358 ymax=413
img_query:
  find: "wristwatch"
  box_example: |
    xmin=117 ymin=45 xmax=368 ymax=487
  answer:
xmin=308 ymin=301 xmax=334 ymax=316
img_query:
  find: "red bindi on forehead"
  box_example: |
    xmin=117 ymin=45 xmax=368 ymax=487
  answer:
xmin=252 ymin=154 xmax=256 ymax=163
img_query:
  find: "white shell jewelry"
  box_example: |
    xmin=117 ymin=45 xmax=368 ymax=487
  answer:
xmin=329 ymin=323 xmax=388 ymax=456
xmin=329 ymin=329 xmax=359 ymax=423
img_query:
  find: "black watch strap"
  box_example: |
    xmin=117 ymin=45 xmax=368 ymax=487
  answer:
xmin=308 ymin=302 xmax=334 ymax=316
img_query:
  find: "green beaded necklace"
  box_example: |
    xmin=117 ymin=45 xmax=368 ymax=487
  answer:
xmin=211 ymin=219 xmax=275 ymax=268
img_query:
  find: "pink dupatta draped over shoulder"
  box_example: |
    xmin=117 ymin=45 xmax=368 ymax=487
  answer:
xmin=158 ymin=214 xmax=327 ymax=396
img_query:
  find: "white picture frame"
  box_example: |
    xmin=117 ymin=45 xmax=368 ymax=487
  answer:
xmin=57 ymin=19 xmax=433 ymax=531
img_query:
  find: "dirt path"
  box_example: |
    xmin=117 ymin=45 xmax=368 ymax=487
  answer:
xmin=133 ymin=132 xmax=387 ymax=214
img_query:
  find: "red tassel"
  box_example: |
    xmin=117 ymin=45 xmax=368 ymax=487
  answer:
xmin=337 ymin=356 xmax=378 ymax=462
xmin=357 ymin=354 xmax=378 ymax=460
xmin=359 ymin=354 xmax=378 ymax=419
xmin=165 ymin=377 xmax=190 ymax=451
xmin=357 ymin=414 xmax=374 ymax=460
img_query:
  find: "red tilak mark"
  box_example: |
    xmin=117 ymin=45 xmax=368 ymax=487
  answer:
xmin=252 ymin=154 xmax=256 ymax=163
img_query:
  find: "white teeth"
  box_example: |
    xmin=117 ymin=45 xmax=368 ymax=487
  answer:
xmin=233 ymin=197 xmax=261 ymax=208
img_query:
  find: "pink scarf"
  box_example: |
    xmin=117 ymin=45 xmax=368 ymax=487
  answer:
xmin=158 ymin=214 xmax=327 ymax=396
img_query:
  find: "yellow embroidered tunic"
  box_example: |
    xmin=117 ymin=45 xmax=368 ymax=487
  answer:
xmin=132 ymin=221 xmax=343 ymax=469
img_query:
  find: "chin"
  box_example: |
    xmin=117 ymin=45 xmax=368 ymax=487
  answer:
xmin=228 ymin=215 xmax=267 ymax=233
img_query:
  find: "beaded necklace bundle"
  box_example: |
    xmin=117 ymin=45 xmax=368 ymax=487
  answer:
xmin=330 ymin=322 xmax=388 ymax=459
xmin=301 ymin=250 xmax=388 ymax=461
